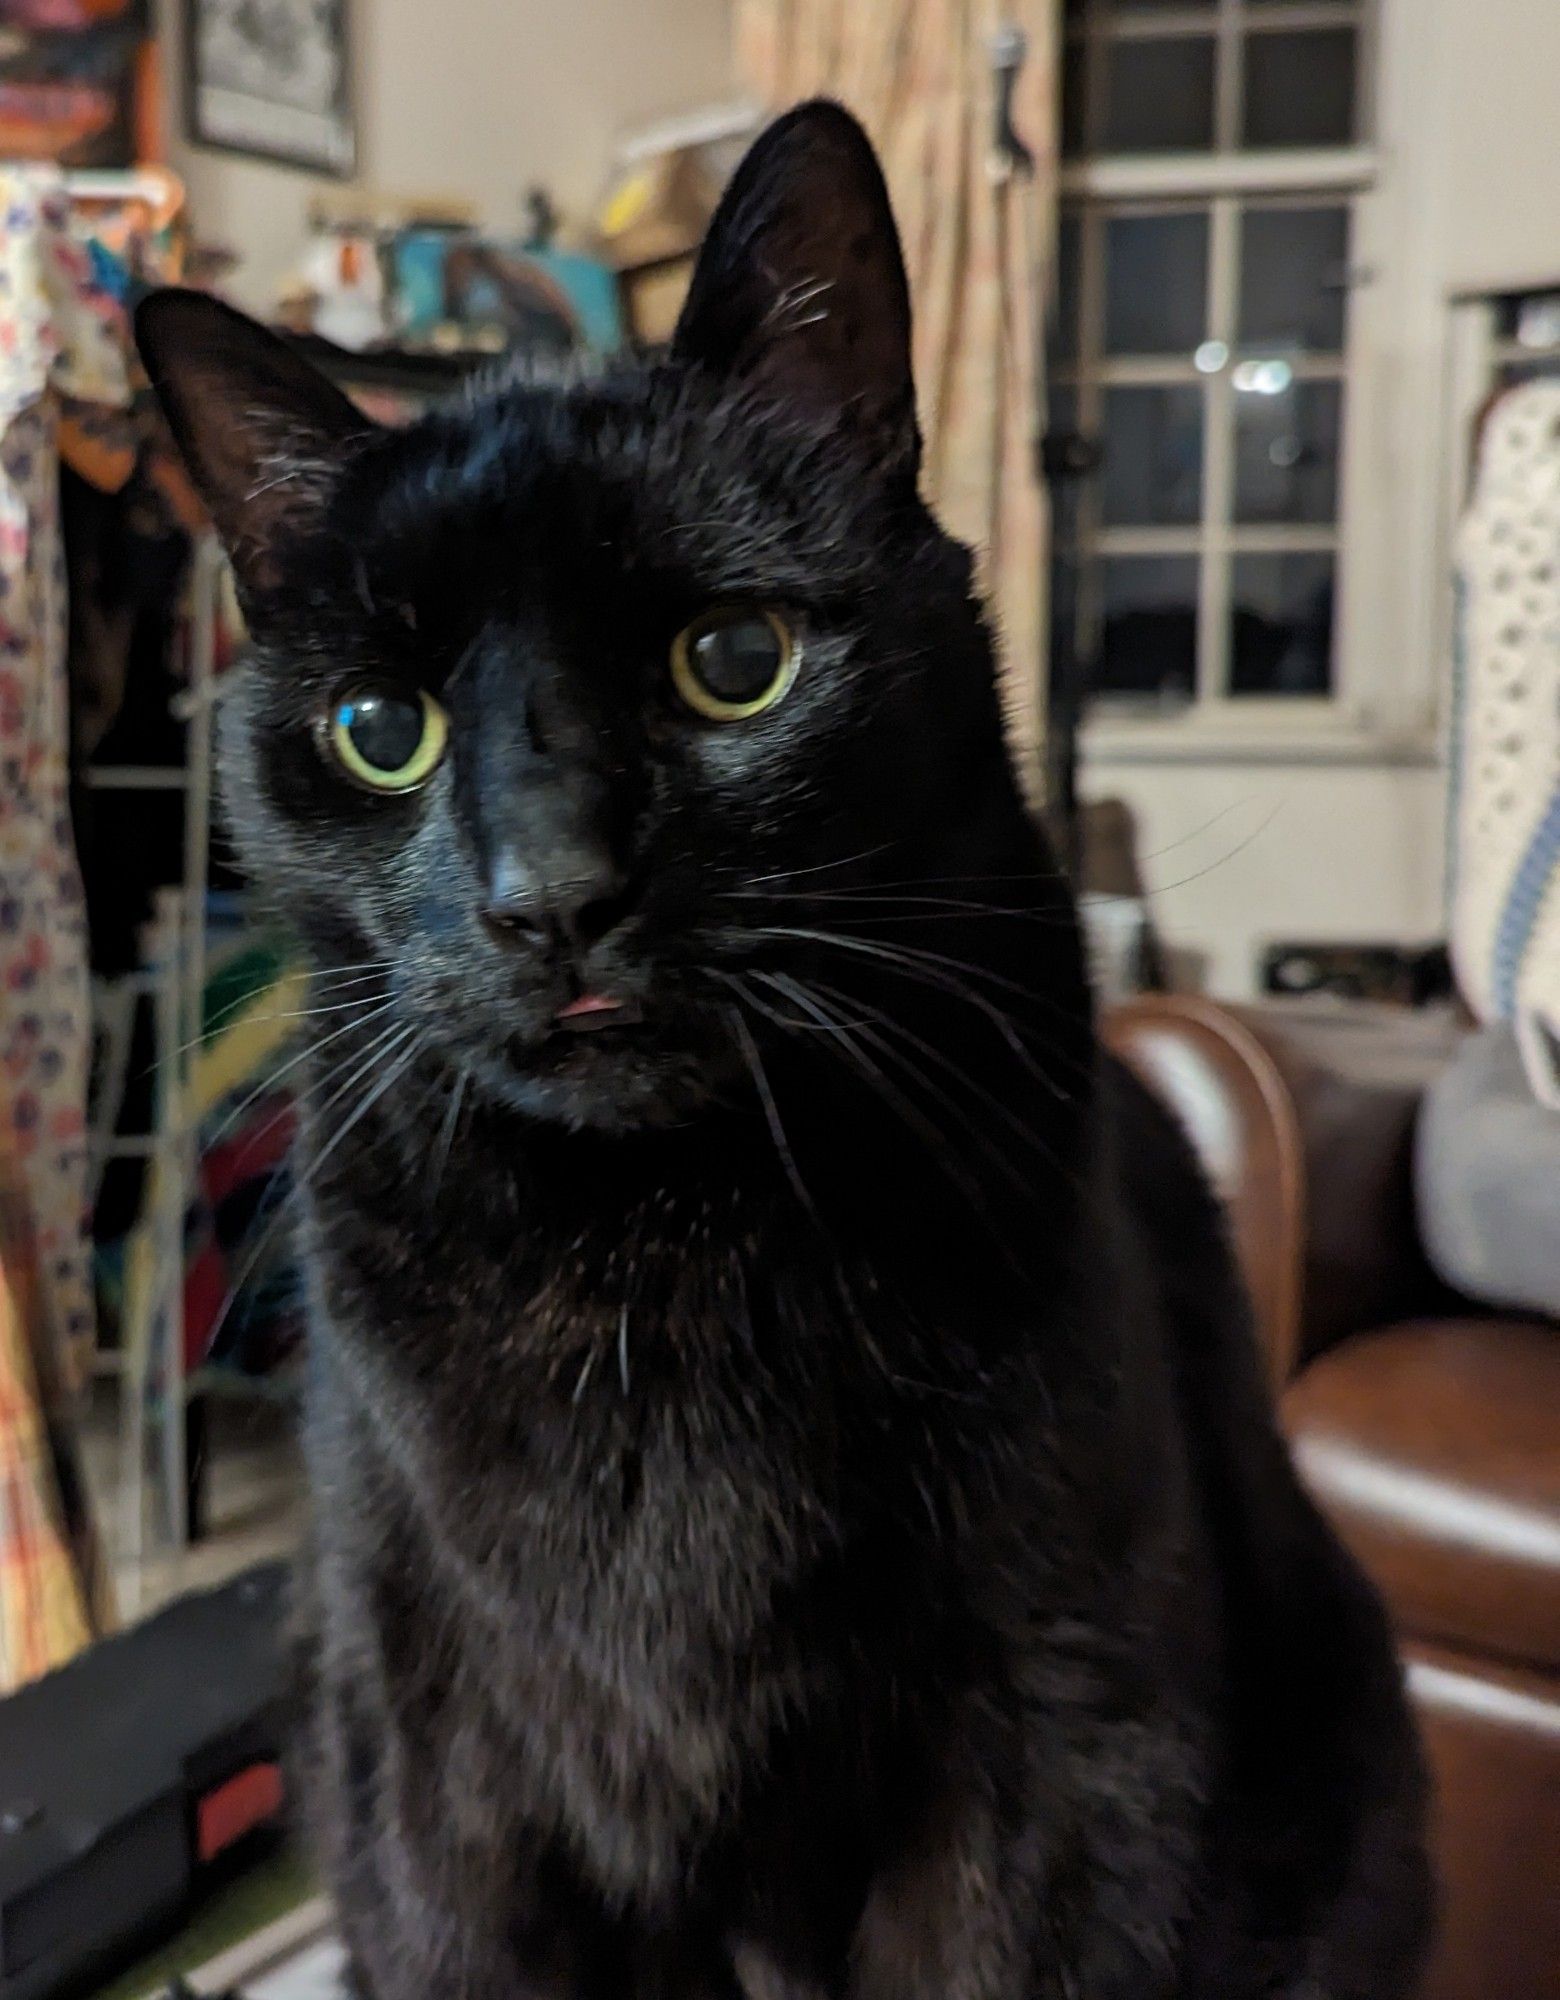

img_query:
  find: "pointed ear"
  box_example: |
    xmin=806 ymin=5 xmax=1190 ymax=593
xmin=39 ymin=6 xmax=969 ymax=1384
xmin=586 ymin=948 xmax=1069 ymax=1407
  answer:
xmin=672 ymin=100 xmax=918 ymax=469
xmin=134 ymin=289 xmax=374 ymax=599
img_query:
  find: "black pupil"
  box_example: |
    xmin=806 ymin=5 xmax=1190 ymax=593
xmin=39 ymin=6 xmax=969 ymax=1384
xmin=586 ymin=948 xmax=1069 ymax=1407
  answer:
xmin=691 ymin=617 xmax=782 ymax=704
xmin=345 ymin=692 xmax=424 ymax=770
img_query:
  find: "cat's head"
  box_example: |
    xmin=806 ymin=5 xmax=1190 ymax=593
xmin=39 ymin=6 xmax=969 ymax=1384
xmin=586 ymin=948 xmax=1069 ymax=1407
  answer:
xmin=137 ymin=103 xmax=1053 ymax=1136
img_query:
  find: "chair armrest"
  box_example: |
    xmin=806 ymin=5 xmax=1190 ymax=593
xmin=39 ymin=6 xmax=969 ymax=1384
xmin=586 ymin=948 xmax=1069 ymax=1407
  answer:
xmin=1106 ymin=996 xmax=1465 ymax=1381
xmin=1106 ymin=996 xmax=1307 ymax=1387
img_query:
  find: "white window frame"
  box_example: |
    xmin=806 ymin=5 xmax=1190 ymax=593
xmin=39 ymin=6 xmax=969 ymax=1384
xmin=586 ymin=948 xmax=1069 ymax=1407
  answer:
xmin=1057 ymin=0 xmax=1444 ymax=765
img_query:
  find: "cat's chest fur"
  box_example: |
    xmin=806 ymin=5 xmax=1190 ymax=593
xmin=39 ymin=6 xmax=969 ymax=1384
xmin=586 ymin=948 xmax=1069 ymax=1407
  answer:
xmin=300 ymin=1132 xmax=968 ymax=1908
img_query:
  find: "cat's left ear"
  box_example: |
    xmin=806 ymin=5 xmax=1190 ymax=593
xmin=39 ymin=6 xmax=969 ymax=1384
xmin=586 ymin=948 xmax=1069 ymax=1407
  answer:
xmin=135 ymin=288 xmax=375 ymax=600
xmin=672 ymin=100 xmax=919 ymax=471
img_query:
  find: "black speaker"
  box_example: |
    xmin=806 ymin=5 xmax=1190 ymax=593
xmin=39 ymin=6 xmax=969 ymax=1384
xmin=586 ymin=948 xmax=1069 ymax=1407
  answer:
xmin=0 ymin=1564 xmax=288 ymax=2000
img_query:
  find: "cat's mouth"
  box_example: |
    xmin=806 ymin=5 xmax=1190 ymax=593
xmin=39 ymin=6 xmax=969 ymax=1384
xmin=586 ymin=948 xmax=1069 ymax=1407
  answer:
xmin=550 ymin=993 xmax=646 ymax=1036
xmin=454 ymin=984 xmax=729 ymax=1131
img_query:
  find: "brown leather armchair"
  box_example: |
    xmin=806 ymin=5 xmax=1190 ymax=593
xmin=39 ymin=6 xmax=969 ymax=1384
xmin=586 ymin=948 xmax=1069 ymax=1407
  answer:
xmin=1106 ymin=996 xmax=1560 ymax=2000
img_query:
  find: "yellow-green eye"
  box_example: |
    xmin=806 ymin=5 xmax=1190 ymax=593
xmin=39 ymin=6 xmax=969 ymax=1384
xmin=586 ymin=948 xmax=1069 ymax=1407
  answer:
xmin=327 ymin=685 xmax=448 ymax=793
xmin=671 ymin=609 xmax=797 ymax=721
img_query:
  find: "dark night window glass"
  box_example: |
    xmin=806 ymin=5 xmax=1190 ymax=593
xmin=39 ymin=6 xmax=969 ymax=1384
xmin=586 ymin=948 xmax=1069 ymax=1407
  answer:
xmin=1095 ymin=556 xmax=1200 ymax=700
xmin=1238 ymin=206 xmax=1349 ymax=352
xmin=1234 ymin=381 xmax=1343 ymax=524
xmin=1243 ymin=30 xmax=1358 ymax=149
xmin=1101 ymin=385 xmax=1204 ymax=526
xmin=1230 ymin=554 xmax=1336 ymax=695
xmin=1100 ymin=37 xmax=1217 ymax=152
xmin=1104 ymin=210 xmax=1209 ymax=356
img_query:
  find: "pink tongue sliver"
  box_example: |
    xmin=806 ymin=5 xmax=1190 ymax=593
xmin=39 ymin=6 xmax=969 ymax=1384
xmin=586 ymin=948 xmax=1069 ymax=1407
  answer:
xmin=556 ymin=993 xmax=622 ymax=1021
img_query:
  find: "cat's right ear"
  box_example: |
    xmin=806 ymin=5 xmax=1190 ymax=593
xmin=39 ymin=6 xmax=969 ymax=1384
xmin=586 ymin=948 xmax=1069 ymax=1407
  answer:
xmin=672 ymin=101 xmax=919 ymax=471
xmin=135 ymin=289 xmax=374 ymax=599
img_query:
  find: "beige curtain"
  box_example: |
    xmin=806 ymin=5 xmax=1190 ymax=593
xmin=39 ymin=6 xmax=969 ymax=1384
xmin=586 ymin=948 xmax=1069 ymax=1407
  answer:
xmin=736 ymin=0 xmax=1059 ymax=787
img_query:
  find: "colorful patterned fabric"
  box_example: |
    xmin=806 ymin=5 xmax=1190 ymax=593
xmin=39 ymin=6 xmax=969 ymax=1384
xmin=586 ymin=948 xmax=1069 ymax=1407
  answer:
xmin=0 ymin=1101 xmax=93 ymax=1691
xmin=0 ymin=166 xmax=130 ymax=1386
xmin=0 ymin=165 xmax=189 ymax=1683
xmin=0 ymin=164 xmax=184 ymax=1356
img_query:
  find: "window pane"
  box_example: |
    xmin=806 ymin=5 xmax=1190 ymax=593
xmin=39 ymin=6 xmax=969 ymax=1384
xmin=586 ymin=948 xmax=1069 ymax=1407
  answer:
xmin=1238 ymin=206 xmax=1348 ymax=353
xmin=1234 ymin=381 xmax=1342 ymax=524
xmin=1104 ymin=211 xmax=1209 ymax=356
xmin=1230 ymin=554 xmax=1335 ymax=695
xmin=1101 ymin=385 xmax=1204 ymax=525
xmin=1095 ymin=556 xmax=1199 ymax=700
xmin=1101 ymin=37 xmax=1216 ymax=152
xmin=1243 ymin=30 xmax=1358 ymax=148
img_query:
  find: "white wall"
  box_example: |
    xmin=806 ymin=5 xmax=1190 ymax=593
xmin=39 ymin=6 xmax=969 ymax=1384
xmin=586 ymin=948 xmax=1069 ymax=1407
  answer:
xmin=1098 ymin=766 xmax=1448 ymax=998
xmin=1086 ymin=0 xmax=1560 ymax=999
xmin=1431 ymin=0 xmax=1560 ymax=296
xmin=156 ymin=0 xmax=734 ymax=313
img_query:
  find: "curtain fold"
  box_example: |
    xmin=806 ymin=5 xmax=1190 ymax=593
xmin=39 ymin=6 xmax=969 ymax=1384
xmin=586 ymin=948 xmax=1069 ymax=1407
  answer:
xmin=736 ymin=0 xmax=1059 ymax=786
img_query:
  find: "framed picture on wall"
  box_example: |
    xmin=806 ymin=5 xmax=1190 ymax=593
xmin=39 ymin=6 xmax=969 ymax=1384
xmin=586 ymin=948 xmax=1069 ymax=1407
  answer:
xmin=0 ymin=0 xmax=155 ymax=169
xmin=185 ymin=0 xmax=355 ymax=176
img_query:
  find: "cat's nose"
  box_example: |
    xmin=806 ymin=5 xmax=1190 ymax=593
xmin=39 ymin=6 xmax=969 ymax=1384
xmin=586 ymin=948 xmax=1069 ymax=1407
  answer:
xmin=480 ymin=848 xmax=635 ymax=951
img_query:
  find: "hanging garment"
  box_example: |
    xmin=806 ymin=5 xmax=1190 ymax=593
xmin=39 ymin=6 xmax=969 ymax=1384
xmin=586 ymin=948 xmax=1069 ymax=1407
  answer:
xmin=735 ymin=0 xmax=1059 ymax=782
xmin=0 ymin=167 xmax=136 ymax=1384
xmin=0 ymin=167 xmax=186 ymax=1681
xmin=1451 ymin=381 xmax=1560 ymax=1106
xmin=0 ymin=167 xmax=135 ymax=1681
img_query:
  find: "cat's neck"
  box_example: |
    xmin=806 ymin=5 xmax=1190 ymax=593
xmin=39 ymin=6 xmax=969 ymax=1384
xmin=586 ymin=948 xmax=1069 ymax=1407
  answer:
xmin=303 ymin=1024 xmax=1092 ymax=1349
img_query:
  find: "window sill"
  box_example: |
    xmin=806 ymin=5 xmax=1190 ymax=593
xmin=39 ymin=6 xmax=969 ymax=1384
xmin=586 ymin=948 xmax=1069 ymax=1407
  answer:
xmin=1060 ymin=145 xmax=1377 ymax=202
xmin=1079 ymin=706 xmax=1442 ymax=768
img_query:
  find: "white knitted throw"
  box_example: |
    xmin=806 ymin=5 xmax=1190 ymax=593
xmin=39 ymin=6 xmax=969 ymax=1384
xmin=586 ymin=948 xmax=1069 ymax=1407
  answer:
xmin=1451 ymin=380 xmax=1560 ymax=1106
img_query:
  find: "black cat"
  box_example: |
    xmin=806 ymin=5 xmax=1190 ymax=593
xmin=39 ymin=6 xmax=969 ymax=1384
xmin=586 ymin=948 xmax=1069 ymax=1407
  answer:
xmin=137 ymin=103 xmax=1430 ymax=2000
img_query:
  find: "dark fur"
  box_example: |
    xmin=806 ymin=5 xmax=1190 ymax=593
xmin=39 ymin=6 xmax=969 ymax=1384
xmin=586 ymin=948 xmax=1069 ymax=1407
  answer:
xmin=138 ymin=104 xmax=1430 ymax=2000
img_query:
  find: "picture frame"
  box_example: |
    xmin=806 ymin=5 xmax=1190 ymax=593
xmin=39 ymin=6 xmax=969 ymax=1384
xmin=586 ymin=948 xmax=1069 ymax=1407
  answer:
xmin=184 ymin=0 xmax=355 ymax=177
xmin=0 ymin=0 xmax=154 ymax=170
